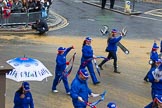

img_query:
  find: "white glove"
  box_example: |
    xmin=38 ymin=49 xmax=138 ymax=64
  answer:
xmin=78 ymin=96 xmax=84 ymax=102
xmin=93 ymin=55 xmax=97 ymax=59
xmin=91 ymin=93 xmax=100 ymax=98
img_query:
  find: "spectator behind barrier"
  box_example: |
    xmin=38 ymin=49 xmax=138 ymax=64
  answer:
xmin=32 ymin=19 xmax=48 ymax=34
xmin=43 ymin=0 xmax=50 ymax=10
xmin=21 ymin=0 xmax=27 ymax=12
xmin=7 ymin=0 xmax=12 ymax=8
xmin=34 ymin=0 xmax=41 ymax=11
xmin=27 ymin=0 xmax=36 ymax=12
xmin=3 ymin=3 xmax=11 ymax=18
xmin=0 ymin=0 xmax=6 ymax=14
xmin=11 ymin=0 xmax=23 ymax=13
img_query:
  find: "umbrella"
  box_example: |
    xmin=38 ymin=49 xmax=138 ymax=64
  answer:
xmin=6 ymin=56 xmax=52 ymax=82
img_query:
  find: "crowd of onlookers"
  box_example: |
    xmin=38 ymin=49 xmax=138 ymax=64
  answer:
xmin=0 ymin=0 xmax=52 ymax=15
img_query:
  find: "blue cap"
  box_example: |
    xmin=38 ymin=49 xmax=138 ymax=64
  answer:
xmin=152 ymin=42 xmax=159 ymax=49
xmin=58 ymin=47 xmax=66 ymax=51
xmin=111 ymin=29 xmax=117 ymax=33
xmin=155 ymin=95 xmax=162 ymax=103
xmin=79 ymin=69 xmax=89 ymax=78
xmin=107 ymin=102 xmax=117 ymax=108
xmin=85 ymin=37 xmax=92 ymax=41
xmin=22 ymin=82 xmax=30 ymax=91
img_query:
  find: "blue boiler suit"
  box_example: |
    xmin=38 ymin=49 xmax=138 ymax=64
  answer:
xmin=80 ymin=44 xmax=99 ymax=84
xmin=148 ymin=69 xmax=162 ymax=100
xmin=150 ymin=51 xmax=159 ymax=68
xmin=13 ymin=91 xmax=34 ymax=108
xmin=70 ymin=75 xmax=92 ymax=108
xmin=144 ymin=50 xmax=159 ymax=81
xmin=52 ymin=47 xmax=72 ymax=93
xmin=144 ymin=67 xmax=162 ymax=108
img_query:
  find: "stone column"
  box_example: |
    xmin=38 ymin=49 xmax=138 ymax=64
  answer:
xmin=0 ymin=63 xmax=13 ymax=108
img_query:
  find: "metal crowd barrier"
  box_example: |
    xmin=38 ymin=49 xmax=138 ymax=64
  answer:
xmin=0 ymin=11 xmax=45 ymax=26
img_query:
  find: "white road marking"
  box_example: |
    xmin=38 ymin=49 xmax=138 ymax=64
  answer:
xmin=144 ymin=9 xmax=162 ymax=18
xmin=132 ymin=15 xmax=162 ymax=22
xmin=131 ymin=8 xmax=162 ymax=21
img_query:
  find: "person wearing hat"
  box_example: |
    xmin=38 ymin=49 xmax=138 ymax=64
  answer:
xmin=160 ymin=40 xmax=162 ymax=53
xmin=52 ymin=46 xmax=74 ymax=94
xmin=13 ymin=82 xmax=34 ymax=108
xmin=79 ymin=37 xmax=100 ymax=85
xmin=107 ymin=102 xmax=118 ymax=108
xmin=159 ymin=40 xmax=162 ymax=58
xmin=144 ymin=58 xmax=162 ymax=83
xmin=70 ymin=69 xmax=100 ymax=108
xmin=144 ymin=95 xmax=162 ymax=108
xmin=147 ymin=63 xmax=162 ymax=100
xmin=98 ymin=29 xmax=124 ymax=73
xmin=144 ymin=41 xmax=160 ymax=82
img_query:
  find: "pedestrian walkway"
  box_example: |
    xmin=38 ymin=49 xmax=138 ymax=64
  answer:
xmin=83 ymin=0 xmax=162 ymax=16
xmin=0 ymin=10 xmax=68 ymax=34
xmin=83 ymin=0 xmax=142 ymax=15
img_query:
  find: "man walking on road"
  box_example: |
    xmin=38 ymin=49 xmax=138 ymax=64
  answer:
xmin=101 ymin=0 xmax=115 ymax=9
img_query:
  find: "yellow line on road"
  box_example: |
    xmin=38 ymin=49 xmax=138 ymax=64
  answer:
xmin=49 ymin=10 xmax=69 ymax=31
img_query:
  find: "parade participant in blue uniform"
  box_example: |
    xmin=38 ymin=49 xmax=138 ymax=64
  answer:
xmin=107 ymin=102 xmax=118 ymax=108
xmin=144 ymin=42 xmax=159 ymax=82
xmin=160 ymin=40 xmax=162 ymax=54
xmin=144 ymin=59 xmax=162 ymax=83
xmin=80 ymin=37 xmax=100 ymax=85
xmin=159 ymin=40 xmax=162 ymax=59
xmin=70 ymin=69 xmax=100 ymax=108
xmin=144 ymin=95 xmax=162 ymax=108
xmin=52 ymin=46 xmax=74 ymax=94
xmin=98 ymin=29 xmax=123 ymax=73
xmin=14 ymin=82 xmax=34 ymax=108
xmin=147 ymin=63 xmax=162 ymax=100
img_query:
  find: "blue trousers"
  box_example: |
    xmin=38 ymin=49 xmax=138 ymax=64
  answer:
xmin=151 ymin=89 xmax=162 ymax=100
xmin=74 ymin=107 xmax=86 ymax=108
xmin=144 ymin=102 xmax=153 ymax=108
xmin=52 ymin=73 xmax=70 ymax=93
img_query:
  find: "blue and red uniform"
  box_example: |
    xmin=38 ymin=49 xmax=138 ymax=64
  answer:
xmin=14 ymin=82 xmax=34 ymax=108
xmin=144 ymin=42 xmax=159 ymax=82
xmin=52 ymin=46 xmax=73 ymax=93
xmin=70 ymin=69 xmax=92 ymax=108
xmin=79 ymin=37 xmax=100 ymax=85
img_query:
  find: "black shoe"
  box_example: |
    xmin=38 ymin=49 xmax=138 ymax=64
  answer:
xmin=101 ymin=7 xmax=105 ymax=9
xmin=98 ymin=65 xmax=103 ymax=70
xmin=144 ymin=78 xmax=149 ymax=82
xmin=114 ymin=70 xmax=120 ymax=74
xmin=94 ymin=81 xmax=100 ymax=85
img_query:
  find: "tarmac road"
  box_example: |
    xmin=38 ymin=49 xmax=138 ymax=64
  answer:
xmin=1 ymin=0 xmax=162 ymax=107
xmin=48 ymin=0 xmax=162 ymax=40
xmin=0 ymin=35 xmax=155 ymax=108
